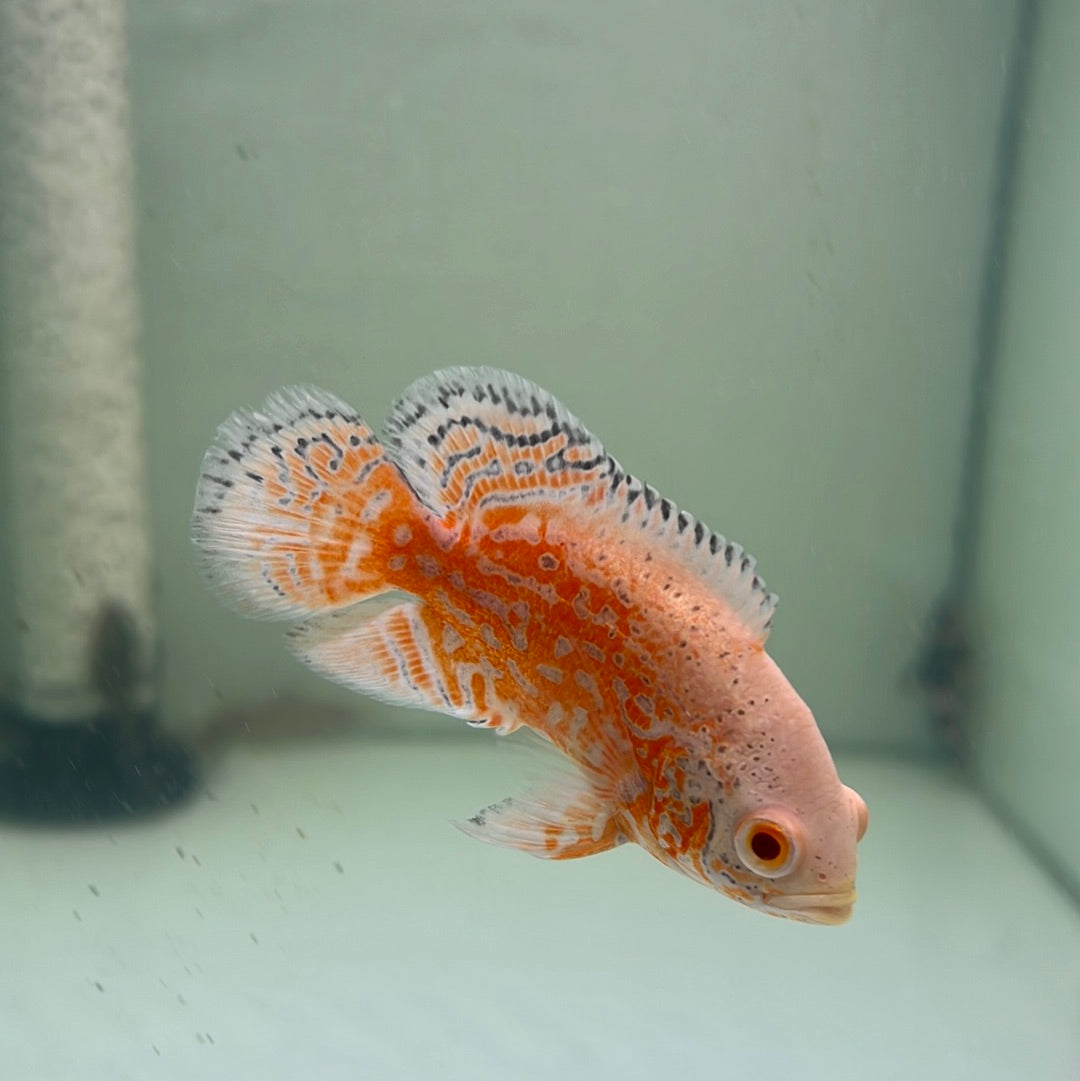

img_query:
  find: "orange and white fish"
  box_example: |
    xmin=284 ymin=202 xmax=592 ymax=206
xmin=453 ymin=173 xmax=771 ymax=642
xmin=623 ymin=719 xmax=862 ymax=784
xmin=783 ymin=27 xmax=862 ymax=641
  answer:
xmin=192 ymin=368 xmax=867 ymax=924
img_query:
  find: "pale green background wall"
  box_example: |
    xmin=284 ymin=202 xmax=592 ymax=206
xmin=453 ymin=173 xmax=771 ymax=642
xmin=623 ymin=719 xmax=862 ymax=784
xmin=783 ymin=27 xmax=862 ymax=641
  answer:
xmin=970 ymin=2 xmax=1080 ymax=894
xmin=128 ymin=2 xmax=1018 ymax=750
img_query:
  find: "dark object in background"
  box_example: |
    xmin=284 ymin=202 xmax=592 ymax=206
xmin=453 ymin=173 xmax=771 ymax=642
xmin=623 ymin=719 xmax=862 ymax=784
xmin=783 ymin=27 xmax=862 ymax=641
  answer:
xmin=912 ymin=600 xmax=971 ymax=764
xmin=0 ymin=602 xmax=197 ymax=823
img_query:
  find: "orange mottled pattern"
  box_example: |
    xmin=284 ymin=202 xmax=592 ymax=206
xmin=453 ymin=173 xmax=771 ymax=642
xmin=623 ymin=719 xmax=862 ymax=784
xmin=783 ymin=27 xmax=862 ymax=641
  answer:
xmin=193 ymin=370 xmax=867 ymax=923
xmin=257 ymin=440 xmax=414 ymax=609
xmin=300 ymin=489 xmax=763 ymax=878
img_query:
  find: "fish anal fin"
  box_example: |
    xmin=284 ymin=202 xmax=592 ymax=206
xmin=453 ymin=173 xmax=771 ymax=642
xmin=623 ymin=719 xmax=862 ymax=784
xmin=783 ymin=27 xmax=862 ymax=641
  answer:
xmin=456 ymin=771 xmax=626 ymax=860
xmin=288 ymin=596 xmax=466 ymax=718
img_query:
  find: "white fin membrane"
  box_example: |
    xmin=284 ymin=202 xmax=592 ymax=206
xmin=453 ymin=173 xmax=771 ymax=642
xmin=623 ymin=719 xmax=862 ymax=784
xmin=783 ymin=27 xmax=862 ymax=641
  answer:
xmin=383 ymin=367 xmax=778 ymax=640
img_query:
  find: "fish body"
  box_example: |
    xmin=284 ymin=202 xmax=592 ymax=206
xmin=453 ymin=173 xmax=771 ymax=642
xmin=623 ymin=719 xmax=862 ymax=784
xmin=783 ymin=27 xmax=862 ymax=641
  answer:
xmin=193 ymin=368 xmax=867 ymax=923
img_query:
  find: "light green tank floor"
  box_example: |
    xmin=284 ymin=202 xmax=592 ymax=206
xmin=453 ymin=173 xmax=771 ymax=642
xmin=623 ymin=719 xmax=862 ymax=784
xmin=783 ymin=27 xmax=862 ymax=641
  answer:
xmin=3 ymin=736 xmax=1078 ymax=1079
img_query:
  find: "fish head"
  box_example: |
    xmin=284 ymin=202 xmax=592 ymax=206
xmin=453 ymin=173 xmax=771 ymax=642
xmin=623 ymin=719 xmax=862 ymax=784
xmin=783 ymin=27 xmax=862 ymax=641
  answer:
xmin=643 ymin=650 xmax=868 ymax=924
xmin=703 ymin=651 xmax=868 ymax=924
xmin=706 ymin=779 xmax=868 ymax=925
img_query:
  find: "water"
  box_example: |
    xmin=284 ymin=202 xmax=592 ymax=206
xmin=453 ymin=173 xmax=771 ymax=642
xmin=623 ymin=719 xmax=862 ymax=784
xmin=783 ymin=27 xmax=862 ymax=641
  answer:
xmin=1 ymin=2 xmax=1077 ymax=1078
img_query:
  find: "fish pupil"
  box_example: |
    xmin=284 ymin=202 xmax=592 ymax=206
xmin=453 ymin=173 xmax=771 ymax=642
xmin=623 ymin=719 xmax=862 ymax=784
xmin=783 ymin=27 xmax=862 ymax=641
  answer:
xmin=750 ymin=830 xmax=782 ymax=862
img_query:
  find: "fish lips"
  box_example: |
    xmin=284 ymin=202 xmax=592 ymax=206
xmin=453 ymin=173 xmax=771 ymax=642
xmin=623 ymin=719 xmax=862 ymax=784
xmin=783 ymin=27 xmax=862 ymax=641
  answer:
xmin=766 ymin=889 xmax=857 ymax=926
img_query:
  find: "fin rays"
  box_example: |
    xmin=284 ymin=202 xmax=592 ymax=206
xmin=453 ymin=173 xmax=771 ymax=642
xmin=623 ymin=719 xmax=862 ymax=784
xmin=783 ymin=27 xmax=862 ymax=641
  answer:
xmin=384 ymin=367 xmax=777 ymax=639
xmin=289 ymin=597 xmax=464 ymax=716
xmin=192 ymin=386 xmax=420 ymax=619
xmin=383 ymin=366 xmax=615 ymax=532
xmin=456 ymin=769 xmax=627 ymax=860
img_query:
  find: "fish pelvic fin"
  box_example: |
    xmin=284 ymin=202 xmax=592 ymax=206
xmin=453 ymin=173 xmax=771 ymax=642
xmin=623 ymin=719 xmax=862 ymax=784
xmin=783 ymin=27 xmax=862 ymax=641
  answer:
xmin=383 ymin=367 xmax=776 ymax=640
xmin=192 ymin=386 xmax=422 ymax=620
xmin=456 ymin=768 xmax=627 ymax=860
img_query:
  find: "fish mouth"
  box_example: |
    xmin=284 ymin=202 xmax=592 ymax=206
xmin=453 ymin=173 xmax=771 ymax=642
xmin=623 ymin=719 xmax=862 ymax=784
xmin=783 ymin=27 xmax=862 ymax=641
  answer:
xmin=766 ymin=890 xmax=856 ymax=926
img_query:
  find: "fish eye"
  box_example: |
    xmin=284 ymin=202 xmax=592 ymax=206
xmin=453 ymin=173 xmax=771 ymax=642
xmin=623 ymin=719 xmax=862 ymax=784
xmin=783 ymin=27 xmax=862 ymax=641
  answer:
xmin=734 ymin=812 xmax=801 ymax=878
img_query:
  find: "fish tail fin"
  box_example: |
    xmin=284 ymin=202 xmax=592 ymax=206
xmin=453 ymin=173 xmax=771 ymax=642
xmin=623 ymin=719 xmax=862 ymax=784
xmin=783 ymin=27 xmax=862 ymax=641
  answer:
xmin=192 ymin=385 xmax=420 ymax=619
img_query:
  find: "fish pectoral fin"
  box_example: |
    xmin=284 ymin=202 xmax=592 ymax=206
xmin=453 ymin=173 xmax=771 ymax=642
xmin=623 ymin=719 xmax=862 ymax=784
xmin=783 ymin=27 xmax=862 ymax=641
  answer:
xmin=455 ymin=773 xmax=626 ymax=860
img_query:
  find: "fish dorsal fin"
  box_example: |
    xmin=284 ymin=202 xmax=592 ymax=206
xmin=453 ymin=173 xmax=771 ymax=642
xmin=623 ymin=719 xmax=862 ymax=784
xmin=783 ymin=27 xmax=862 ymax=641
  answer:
xmin=382 ymin=366 xmax=614 ymax=529
xmin=383 ymin=367 xmax=778 ymax=641
xmin=601 ymin=469 xmax=779 ymax=640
